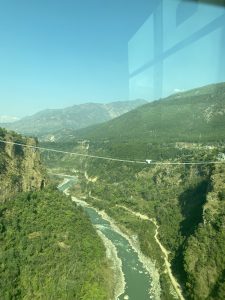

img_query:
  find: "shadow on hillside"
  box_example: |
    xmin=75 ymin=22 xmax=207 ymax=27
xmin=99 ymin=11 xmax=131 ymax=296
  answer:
xmin=171 ymin=180 xmax=209 ymax=292
xmin=179 ymin=180 xmax=209 ymax=238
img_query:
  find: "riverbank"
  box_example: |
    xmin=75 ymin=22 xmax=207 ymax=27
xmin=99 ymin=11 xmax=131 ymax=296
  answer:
xmin=117 ymin=205 xmax=185 ymax=300
xmin=72 ymin=196 xmax=161 ymax=300
xmin=96 ymin=230 xmax=126 ymax=300
xmin=97 ymin=209 xmax=161 ymax=300
xmin=72 ymin=196 xmax=126 ymax=300
xmin=86 ymin=189 xmax=184 ymax=300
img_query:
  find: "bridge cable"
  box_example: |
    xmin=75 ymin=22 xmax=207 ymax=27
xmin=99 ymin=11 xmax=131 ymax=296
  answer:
xmin=0 ymin=139 xmax=224 ymax=166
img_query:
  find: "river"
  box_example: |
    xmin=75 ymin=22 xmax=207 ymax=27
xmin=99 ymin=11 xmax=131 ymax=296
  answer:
xmin=58 ymin=178 xmax=160 ymax=300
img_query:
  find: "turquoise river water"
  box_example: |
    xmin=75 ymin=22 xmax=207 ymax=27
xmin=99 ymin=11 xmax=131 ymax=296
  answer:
xmin=59 ymin=178 xmax=156 ymax=300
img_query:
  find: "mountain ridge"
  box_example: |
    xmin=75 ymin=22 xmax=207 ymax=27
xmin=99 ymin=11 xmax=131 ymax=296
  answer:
xmin=1 ymin=99 xmax=147 ymax=140
xmin=73 ymin=82 xmax=225 ymax=148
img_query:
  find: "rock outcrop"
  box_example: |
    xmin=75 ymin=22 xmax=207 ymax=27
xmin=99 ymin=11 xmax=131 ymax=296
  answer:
xmin=0 ymin=128 xmax=46 ymax=202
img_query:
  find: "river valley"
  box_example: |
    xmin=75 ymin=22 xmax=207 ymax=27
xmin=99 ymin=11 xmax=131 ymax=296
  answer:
xmin=58 ymin=178 xmax=161 ymax=300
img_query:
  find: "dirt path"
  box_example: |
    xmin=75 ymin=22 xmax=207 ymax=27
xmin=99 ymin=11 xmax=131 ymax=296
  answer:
xmin=117 ymin=205 xmax=185 ymax=300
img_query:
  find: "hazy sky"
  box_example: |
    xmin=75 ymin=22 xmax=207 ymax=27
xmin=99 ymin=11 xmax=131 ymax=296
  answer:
xmin=0 ymin=0 xmax=153 ymax=117
xmin=1 ymin=0 xmax=224 ymax=118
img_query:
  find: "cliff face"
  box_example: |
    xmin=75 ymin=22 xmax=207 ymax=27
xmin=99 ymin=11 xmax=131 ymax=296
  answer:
xmin=0 ymin=128 xmax=46 ymax=202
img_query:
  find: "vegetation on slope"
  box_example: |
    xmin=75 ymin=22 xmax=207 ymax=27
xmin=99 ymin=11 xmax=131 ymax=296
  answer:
xmin=0 ymin=128 xmax=114 ymax=300
xmin=72 ymin=82 xmax=225 ymax=160
xmin=0 ymin=188 xmax=112 ymax=300
xmin=72 ymin=150 xmax=225 ymax=300
xmin=183 ymin=163 xmax=225 ymax=300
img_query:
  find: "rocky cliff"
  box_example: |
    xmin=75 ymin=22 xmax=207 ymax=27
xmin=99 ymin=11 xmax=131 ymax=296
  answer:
xmin=0 ymin=128 xmax=46 ymax=202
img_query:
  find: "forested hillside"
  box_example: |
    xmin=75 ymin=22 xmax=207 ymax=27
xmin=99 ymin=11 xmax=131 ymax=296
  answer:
xmin=0 ymin=189 xmax=112 ymax=299
xmin=72 ymin=82 xmax=225 ymax=160
xmin=0 ymin=128 xmax=113 ymax=299
xmin=184 ymin=163 xmax=225 ymax=299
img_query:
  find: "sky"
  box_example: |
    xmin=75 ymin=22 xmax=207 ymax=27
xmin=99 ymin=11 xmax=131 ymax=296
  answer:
xmin=0 ymin=0 xmax=224 ymax=118
xmin=128 ymin=0 xmax=225 ymax=101
xmin=0 ymin=0 xmax=153 ymax=117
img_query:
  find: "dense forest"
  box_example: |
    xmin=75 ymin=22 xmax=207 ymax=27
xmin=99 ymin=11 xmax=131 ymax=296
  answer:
xmin=0 ymin=188 xmax=113 ymax=299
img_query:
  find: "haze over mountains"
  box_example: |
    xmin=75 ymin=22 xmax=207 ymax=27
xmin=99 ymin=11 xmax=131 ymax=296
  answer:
xmin=0 ymin=115 xmax=20 ymax=123
xmin=2 ymin=99 xmax=147 ymax=140
xmin=2 ymin=83 xmax=224 ymax=148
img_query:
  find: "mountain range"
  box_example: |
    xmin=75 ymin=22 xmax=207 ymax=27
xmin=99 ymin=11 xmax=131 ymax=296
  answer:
xmin=1 ymin=99 xmax=147 ymax=141
xmin=0 ymin=115 xmax=20 ymax=123
xmin=74 ymin=82 xmax=225 ymax=145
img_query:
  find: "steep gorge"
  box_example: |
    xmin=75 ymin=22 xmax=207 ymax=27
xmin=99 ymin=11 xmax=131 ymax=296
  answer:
xmin=55 ymin=143 xmax=224 ymax=300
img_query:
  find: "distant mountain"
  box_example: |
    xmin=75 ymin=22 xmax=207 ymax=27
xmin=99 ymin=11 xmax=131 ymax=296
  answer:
xmin=0 ymin=115 xmax=20 ymax=123
xmin=1 ymin=99 xmax=147 ymax=140
xmin=74 ymin=83 xmax=225 ymax=145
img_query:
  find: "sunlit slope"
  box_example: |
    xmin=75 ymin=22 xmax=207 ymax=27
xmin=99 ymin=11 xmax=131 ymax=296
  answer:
xmin=75 ymin=83 xmax=225 ymax=144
